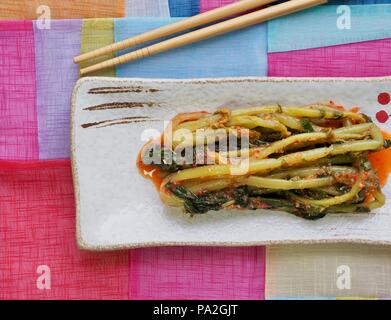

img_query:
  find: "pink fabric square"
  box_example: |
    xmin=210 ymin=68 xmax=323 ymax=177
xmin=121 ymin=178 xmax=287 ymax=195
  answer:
xmin=129 ymin=246 xmax=265 ymax=300
xmin=0 ymin=21 xmax=38 ymax=160
xmin=0 ymin=160 xmax=129 ymax=299
xmin=200 ymin=0 xmax=238 ymax=12
xmin=268 ymin=39 xmax=391 ymax=77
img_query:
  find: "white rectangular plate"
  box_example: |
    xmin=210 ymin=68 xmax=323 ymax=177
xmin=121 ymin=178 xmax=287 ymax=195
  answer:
xmin=71 ymin=77 xmax=391 ymax=250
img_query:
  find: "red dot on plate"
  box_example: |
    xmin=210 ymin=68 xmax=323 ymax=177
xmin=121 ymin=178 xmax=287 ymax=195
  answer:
xmin=376 ymin=110 xmax=389 ymax=123
xmin=378 ymin=92 xmax=391 ymax=105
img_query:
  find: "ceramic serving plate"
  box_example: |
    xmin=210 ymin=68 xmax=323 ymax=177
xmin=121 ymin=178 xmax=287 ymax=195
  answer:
xmin=71 ymin=76 xmax=391 ymax=250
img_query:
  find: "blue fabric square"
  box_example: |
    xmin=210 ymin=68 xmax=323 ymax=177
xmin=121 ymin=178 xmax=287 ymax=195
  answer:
xmin=114 ymin=17 xmax=267 ymax=78
xmin=168 ymin=0 xmax=200 ymax=17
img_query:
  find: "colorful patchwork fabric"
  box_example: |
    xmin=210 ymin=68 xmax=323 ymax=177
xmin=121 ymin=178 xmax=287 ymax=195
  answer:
xmin=2 ymin=0 xmax=391 ymax=300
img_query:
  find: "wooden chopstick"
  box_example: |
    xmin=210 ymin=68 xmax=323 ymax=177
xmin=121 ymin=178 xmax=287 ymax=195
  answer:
xmin=74 ymin=0 xmax=279 ymax=64
xmin=79 ymin=0 xmax=327 ymax=76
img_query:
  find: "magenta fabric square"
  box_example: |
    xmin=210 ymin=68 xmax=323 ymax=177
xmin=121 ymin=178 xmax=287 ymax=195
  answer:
xmin=268 ymin=39 xmax=391 ymax=77
xmin=200 ymin=0 xmax=238 ymax=12
xmin=0 ymin=21 xmax=38 ymax=160
xmin=129 ymin=246 xmax=265 ymax=300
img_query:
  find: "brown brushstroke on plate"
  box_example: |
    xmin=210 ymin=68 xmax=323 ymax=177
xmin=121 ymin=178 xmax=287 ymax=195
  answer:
xmin=84 ymin=101 xmax=157 ymax=111
xmin=81 ymin=116 xmax=159 ymax=129
xmin=88 ymin=86 xmax=160 ymax=94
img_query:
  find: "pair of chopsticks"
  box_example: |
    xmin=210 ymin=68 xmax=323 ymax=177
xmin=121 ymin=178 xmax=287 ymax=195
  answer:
xmin=75 ymin=0 xmax=327 ymax=76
